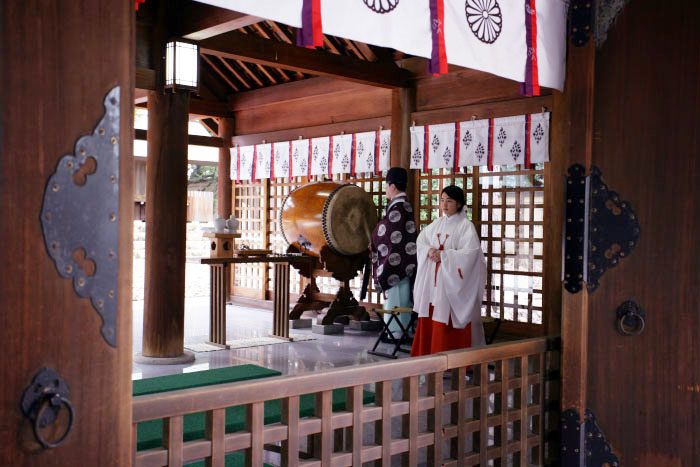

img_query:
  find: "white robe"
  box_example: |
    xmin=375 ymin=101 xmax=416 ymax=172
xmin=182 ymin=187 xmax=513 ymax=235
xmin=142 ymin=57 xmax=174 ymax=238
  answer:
xmin=413 ymin=210 xmax=487 ymax=347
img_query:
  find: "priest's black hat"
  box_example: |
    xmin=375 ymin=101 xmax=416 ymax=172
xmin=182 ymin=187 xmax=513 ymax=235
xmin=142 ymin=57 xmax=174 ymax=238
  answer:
xmin=386 ymin=167 xmax=408 ymax=191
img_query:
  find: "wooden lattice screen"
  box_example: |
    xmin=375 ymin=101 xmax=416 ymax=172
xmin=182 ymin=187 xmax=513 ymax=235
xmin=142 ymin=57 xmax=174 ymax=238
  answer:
xmin=234 ymin=162 xmax=546 ymax=329
xmin=414 ymin=163 xmax=546 ymax=330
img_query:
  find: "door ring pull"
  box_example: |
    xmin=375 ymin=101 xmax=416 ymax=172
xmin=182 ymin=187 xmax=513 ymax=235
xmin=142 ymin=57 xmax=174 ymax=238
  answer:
xmin=32 ymin=394 xmax=75 ymax=449
xmin=21 ymin=368 xmax=75 ymax=449
xmin=615 ymin=300 xmax=645 ymax=336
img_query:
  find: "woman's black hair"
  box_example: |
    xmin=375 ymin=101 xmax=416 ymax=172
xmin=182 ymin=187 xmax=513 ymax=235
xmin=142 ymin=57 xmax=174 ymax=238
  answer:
xmin=441 ymin=185 xmax=466 ymax=211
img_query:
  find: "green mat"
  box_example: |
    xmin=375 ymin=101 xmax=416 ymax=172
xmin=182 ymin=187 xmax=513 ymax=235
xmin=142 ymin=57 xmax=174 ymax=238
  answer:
xmin=133 ymin=365 xmax=282 ymax=396
xmin=134 ymin=365 xmax=374 ymax=466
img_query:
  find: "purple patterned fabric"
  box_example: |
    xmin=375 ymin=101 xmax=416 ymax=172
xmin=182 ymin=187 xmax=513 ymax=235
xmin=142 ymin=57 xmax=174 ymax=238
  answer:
xmin=371 ymin=196 xmax=418 ymax=293
xmin=297 ymin=0 xmax=314 ymax=47
xmin=427 ymin=0 xmax=441 ymax=75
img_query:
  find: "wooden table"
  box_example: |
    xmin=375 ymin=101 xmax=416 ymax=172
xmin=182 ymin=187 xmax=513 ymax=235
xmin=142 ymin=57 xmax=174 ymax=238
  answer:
xmin=201 ymin=255 xmax=315 ymax=348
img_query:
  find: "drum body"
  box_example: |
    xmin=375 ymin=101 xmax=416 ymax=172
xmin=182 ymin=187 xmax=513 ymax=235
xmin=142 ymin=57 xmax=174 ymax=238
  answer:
xmin=280 ymin=182 xmax=378 ymax=257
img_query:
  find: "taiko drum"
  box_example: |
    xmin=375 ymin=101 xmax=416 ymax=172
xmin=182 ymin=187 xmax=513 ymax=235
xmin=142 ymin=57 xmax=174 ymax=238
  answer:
xmin=279 ymin=182 xmax=378 ymax=257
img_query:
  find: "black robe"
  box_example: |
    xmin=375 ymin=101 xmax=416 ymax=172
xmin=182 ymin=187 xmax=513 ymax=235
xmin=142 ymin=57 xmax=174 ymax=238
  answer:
xmin=370 ymin=195 xmax=418 ymax=293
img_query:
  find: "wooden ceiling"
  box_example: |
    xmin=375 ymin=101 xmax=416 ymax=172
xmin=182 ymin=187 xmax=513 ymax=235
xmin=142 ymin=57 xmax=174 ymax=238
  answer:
xmin=136 ymin=1 xmax=411 ymax=111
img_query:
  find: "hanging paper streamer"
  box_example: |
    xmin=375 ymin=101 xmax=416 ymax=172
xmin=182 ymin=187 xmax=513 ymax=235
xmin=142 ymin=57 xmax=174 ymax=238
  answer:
xmin=491 ymin=116 xmax=527 ymax=166
xmin=353 ymin=131 xmax=377 ymax=175
xmin=427 ymin=123 xmax=456 ymax=169
xmin=255 ymin=143 xmax=272 ymax=180
xmin=290 ymin=139 xmax=310 ymax=177
xmin=330 ymin=134 xmax=353 ymax=175
xmin=310 ymin=137 xmax=330 ymax=176
xmin=457 ymin=119 xmax=490 ymax=167
xmin=238 ymin=145 xmax=255 ymax=181
xmin=529 ymin=111 xmax=550 ymax=163
xmin=378 ymin=130 xmax=392 ymax=173
xmin=409 ymin=126 xmax=426 ymax=170
xmin=229 ymin=147 xmax=238 ymax=181
xmin=273 ymin=142 xmax=291 ymax=178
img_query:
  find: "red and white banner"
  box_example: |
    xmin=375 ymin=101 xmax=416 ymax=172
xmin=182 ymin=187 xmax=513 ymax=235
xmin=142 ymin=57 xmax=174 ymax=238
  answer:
xmin=310 ymin=137 xmax=330 ymax=176
xmin=231 ymin=129 xmax=392 ymax=181
xmin=198 ymin=0 xmax=566 ymax=91
xmin=254 ymin=143 xmax=272 ymax=180
xmin=272 ymin=141 xmax=291 ymax=178
xmin=427 ymin=123 xmax=456 ymax=170
xmin=457 ymin=119 xmax=490 ymax=167
xmin=529 ymin=111 xmax=550 ymax=164
xmin=492 ymin=115 xmax=526 ymax=166
xmin=330 ymin=134 xmax=353 ymax=175
xmin=290 ymin=139 xmax=310 ymax=178
xmin=410 ymin=112 xmax=550 ymax=170
xmin=353 ymin=131 xmax=377 ymax=175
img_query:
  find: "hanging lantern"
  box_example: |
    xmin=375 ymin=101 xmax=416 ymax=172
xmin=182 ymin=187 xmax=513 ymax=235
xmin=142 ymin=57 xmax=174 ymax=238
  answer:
xmin=164 ymin=39 xmax=199 ymax=92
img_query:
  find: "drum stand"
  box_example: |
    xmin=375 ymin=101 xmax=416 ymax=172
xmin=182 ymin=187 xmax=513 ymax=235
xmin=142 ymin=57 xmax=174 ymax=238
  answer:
xmin=288 ymin=246 xmax=370 ymax=325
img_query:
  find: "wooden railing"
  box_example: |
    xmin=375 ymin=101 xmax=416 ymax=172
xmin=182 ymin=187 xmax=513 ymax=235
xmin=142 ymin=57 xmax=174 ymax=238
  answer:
xmin=132 ymin=337 xmax=555 ymax=466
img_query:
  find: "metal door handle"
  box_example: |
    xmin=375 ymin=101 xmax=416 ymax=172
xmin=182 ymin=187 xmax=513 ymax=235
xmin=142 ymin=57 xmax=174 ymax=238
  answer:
xmin=616 ymin=300 xmax=645 ymax=336
xmin=21 ymin=368 xmax=75 ymax=449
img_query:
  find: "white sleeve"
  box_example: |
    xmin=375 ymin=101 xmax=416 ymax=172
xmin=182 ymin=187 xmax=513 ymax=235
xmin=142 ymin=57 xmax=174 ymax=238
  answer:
xmin=438 ymin=220 xmax=487 ymax=344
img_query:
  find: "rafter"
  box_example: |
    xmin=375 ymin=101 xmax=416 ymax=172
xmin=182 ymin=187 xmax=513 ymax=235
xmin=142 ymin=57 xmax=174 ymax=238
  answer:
xmin=217 ymin=57 xmax=252 ymax=90
xmin=340 ymin=38 xmax=365 ymax=60
xmin=354 ymin=41 xmax=378 ymax=62
xmin=264 ymin=22 xmax=305 ymax=79
xmin=201 ymin=54 xmax=240 ymax=92
xmin=200 ymin=31 xmax=412 ymax=89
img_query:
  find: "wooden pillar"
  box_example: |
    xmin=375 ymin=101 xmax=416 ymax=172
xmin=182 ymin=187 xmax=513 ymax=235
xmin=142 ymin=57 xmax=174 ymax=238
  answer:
xmin=217 ymin=118 xmax=234 ymax=218
xmin=142 ymin=90 xmax=190 ymax=357
xmin=217 ymin=118 xmax=234 ymax=301
xmin=553 ymin=39 xmax=595 ymax=466
xmin=1 ymin=1 xmax=133 ymax=464
xmin=390 ymin=86 xmax=416 ymax=201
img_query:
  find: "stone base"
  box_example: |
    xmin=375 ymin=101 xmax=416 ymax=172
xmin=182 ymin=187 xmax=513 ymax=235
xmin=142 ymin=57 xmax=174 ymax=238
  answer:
xmin=349 ymin=319 xmax=382 ymax=331
xmin=133 ymin=351 xmax=196 ymax=365
xmin=291 ymin=318 xmax=313 ymax=329
xmin=312 ymin=324 xmax=345 ymax=335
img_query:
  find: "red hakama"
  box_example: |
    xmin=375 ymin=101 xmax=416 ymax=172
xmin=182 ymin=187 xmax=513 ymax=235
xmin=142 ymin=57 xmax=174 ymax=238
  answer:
xmin=410 ymin=304 xmax=472 ymax=357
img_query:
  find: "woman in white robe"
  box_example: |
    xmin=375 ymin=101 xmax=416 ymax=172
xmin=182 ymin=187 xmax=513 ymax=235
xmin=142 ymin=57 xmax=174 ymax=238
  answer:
xmin=411 ymin=185 xmax=487 ymax=356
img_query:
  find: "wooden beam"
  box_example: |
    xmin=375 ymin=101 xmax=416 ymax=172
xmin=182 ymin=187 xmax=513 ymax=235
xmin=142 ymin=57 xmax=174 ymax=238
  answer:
xmin=231 ymin=116 xmax=391 ymax=147
xmin=179 ymin=2 xmax=261 ymax=40
xmin=135 ymin=129 xmax=227 ymax=148
xmin=200 ymin=31 xmax=412 ymax=89
xmin=189 ymin=99 xmax=231 ymax=118
xmin=136 ymin=67 xmax=156 ymax=90
xmin=411 ymin=95 xmax=554 ymax=125
xmin=229 ymin=76 xmax=379 ymax=111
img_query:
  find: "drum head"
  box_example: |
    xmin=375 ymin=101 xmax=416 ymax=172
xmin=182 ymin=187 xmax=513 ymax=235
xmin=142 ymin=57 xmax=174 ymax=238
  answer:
xmin=323 ymin=184 xmax=378 ymax=255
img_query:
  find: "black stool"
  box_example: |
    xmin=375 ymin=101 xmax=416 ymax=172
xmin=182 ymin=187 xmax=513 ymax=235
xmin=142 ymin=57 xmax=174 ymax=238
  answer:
xmin=368 ymin=307 xmax=416 ymax=359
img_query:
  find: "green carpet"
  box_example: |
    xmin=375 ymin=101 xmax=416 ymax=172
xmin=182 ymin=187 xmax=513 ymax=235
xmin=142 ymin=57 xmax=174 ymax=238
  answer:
xmin=134 ymin=365 xmax=374 ymax=466
xmin=133 ymin=365 xmax=282 ymax=396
